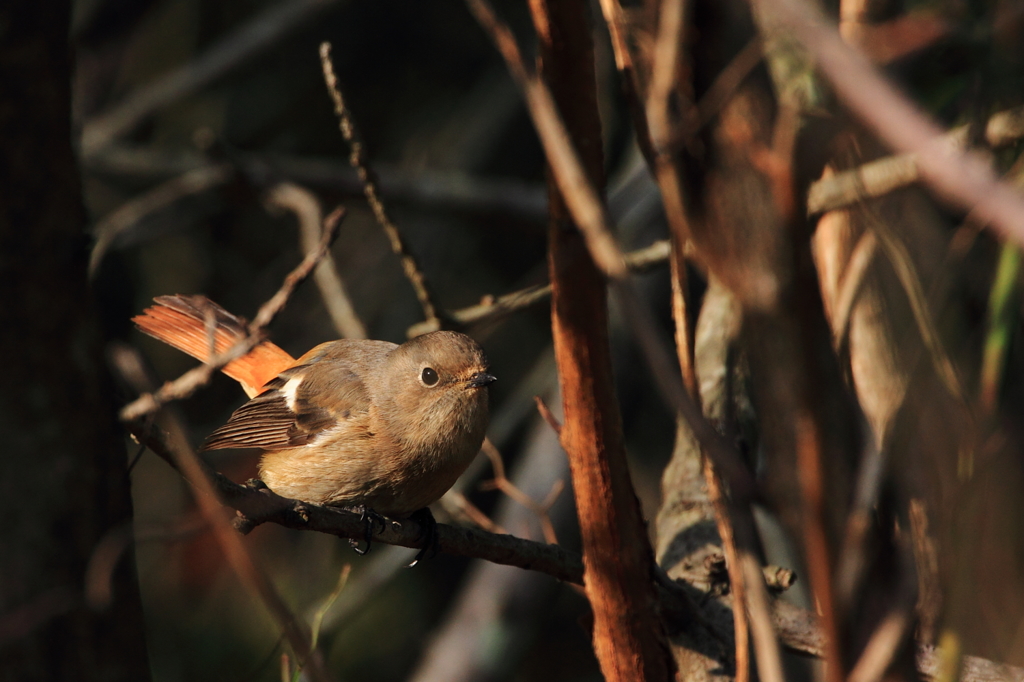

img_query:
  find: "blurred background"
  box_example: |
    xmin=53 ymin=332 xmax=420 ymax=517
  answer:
xmin=76 ymin=1 xmax=674 ymax=680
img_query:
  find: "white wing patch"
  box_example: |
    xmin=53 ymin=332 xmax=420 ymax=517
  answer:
xmin=279 ymin=374 xmax=304 ymax=411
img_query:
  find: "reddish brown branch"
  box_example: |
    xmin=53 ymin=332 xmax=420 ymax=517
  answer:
xmin=523 ymin=0 xmax=675 ymax=679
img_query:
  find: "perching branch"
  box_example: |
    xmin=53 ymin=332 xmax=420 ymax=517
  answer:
xmin=125 ymin=419 xmax=585 ymax=584
xmin=125 ymin=414 xmax=1024 ymax=682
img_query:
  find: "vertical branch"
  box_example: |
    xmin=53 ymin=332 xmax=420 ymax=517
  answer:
xmin=703 ymin=459 xmax=751 ymax=682
xmin=654 ymin=3 xmax=760 ymax=679
xmin=672 ymin=236 xmax=751 ymax=682
xmin=526 ymin=1 xmax=675 ymax=680
xmin=597 ymin=0 xmax=657 ymax=166
xmin=266 ymin=182 xmax=367 ymax=339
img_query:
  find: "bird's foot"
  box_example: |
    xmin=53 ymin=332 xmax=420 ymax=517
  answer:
xmin=345 ymin=505 xmax=387 ymax=555
xmin=407 ymin=508 xmax=439 ymax=568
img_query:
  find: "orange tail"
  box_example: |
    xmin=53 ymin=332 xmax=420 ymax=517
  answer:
xmin=133 ymin=294 xmax=296 ymax=397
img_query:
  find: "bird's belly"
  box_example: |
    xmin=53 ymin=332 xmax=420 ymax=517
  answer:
xmin=258 ymin=436 xmax=480 ymax=518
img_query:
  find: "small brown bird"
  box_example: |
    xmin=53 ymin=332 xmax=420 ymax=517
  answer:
xmin=133 ymin=295 xmax=495 ymax=550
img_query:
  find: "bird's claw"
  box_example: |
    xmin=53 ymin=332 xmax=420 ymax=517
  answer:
xmin=346 ymin=505 xmax=387 ymax=555
xmin=406 ymin=508 xmax=439 ymax=568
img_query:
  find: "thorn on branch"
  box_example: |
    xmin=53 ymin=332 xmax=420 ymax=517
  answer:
xmin=534 ymin=395 xmax=563 ymax=436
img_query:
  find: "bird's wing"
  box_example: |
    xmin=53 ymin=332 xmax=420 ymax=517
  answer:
xmin=202 ymin=344 xmax=382 ymax=451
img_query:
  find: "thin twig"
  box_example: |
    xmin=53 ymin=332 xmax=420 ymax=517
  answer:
xmin=464 ymin=0 xmax=628 ymax=279
xmin=849 ymin=610 xmax=913 ymax=682
xmin=119 ymin=207 xmax=345 ymax=421
xmin=441 ymin=491 xmax=508 ymax=535
xmin=672 ymin=235 xmax=748 ymax=680
xmin=266 ymin=183 xmax=366 ymax=339
xmin=703 ymin=459 xmax=751 ymax=682
xmin=742 ymin=553 xmax=787 ymax=682
xmin=690 ymin=37 xmax=765 ymax=140
xmin=479 ymin=439 xmax=563 ymax=545
xmin=795 ymin=412 xmax=843 ymax=682
xmin=846 ymin=538 xmax=919 ymax=682
xmin=596 ymin=0 xmax=657 ymax=166
xmin=645 ymin=0 xmax=690 ymax=154
xmin=319 ymin=42 xmax=443 ymax=329
xmin=978 ymin=243 xmax=1021 ymax=417
xmin=533 ymin=395 xmax=563 ymax=436
xmin=81 ymin=0 xmax=343 ymax=157
xmin=406 ymin=239 xmax=672 ymax=336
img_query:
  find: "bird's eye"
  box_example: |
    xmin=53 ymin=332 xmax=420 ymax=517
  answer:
xmin=420 ymin=367 xmax=439 ymax=386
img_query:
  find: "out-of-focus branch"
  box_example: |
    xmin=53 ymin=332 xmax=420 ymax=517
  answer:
xmin=266 ymin=183 xmax=367 ymax=340
xmin=119 ymin=206 xmax=345 ymax=421
xmin=757 ymin=0 xmax=1024 ymax=248
xmin=319 ymin=42 xmax=443 ymax=330
xmin=596 ymin=0 xmax=657 ymax=165
xmin=830 ymin=229 xmax=878 ymax=346
xmin=85 ymin=147 xmax=549 ymax=223
xmin=807 ymin=105 xmax=1024 ymax=215
xmin=80 ymin=0 xmax=342 ymax=156
xmin=769 ymin=596 xmax=1024 ymax=682
xmin=121 ymin=413 xmax=1024 ymax=682
xmin=88 ymin=163 xmax=232 ymax=277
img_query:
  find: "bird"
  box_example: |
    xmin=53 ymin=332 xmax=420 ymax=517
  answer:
xmin=133 ymin=294 xmax=495 ymax=556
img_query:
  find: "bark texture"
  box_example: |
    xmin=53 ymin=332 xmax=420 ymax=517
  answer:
xmin=532 ymin=1 xmax=675 ymax=679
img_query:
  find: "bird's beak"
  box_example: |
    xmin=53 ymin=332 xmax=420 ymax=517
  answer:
xmin=466 ymin=371 xmax=497 ymax=388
